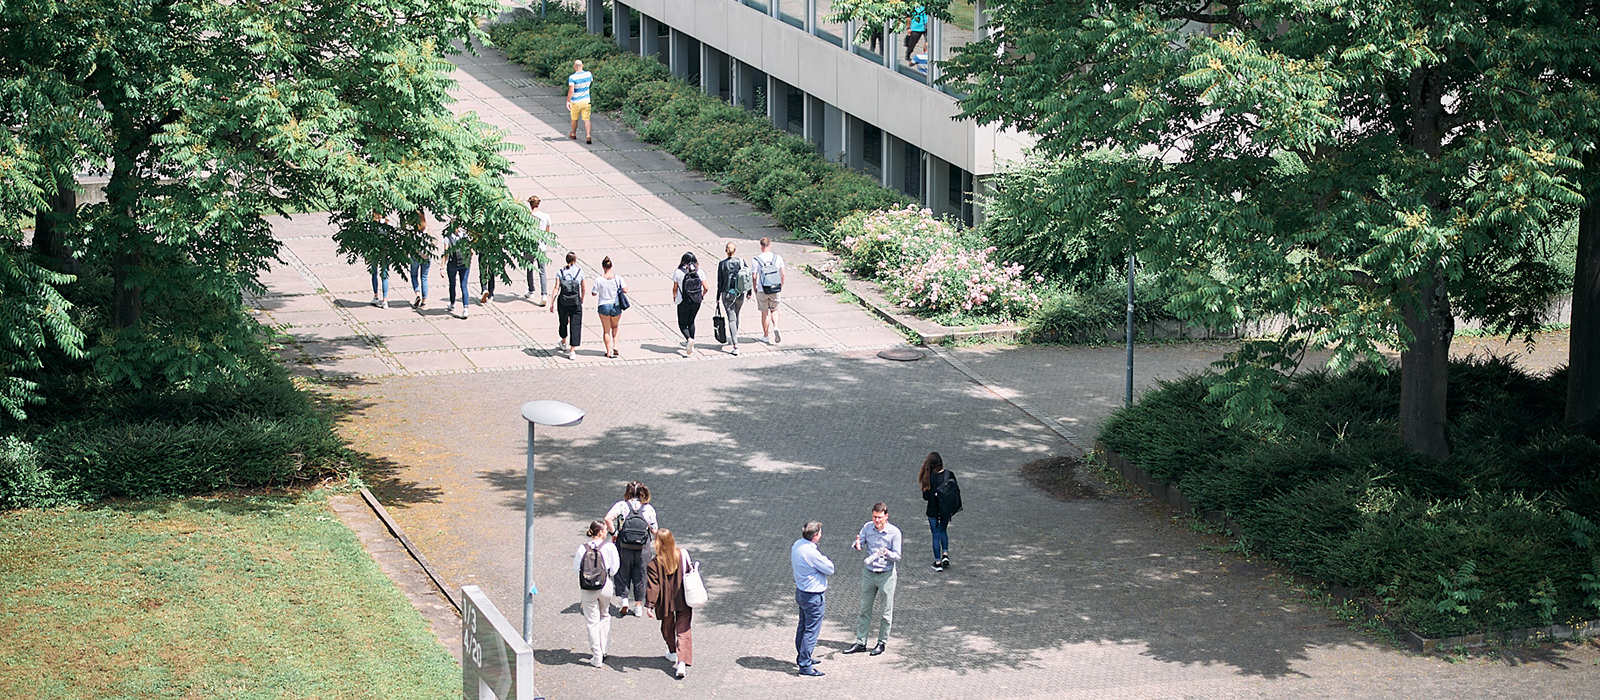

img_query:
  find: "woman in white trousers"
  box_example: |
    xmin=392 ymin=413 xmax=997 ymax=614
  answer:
xmin=574 ymin=520 xmax=620 ymax=667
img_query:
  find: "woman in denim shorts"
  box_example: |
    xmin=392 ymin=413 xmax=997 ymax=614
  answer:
xmin=592 ymin=256 xmax=629 ymax=359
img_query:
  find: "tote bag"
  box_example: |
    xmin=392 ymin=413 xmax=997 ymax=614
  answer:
xmin=683 ymin=559 xmax=707 ymax=608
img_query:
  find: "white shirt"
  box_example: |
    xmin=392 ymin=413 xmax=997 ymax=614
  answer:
xmin=531 ymin=210 xmax=551 ymax=233
xmin=573 ymin=539 xmax=620 ymax=576
xmin=592 ymin=275 xmax=625 ymax=305
xmin=754 ymin=251 xmax=784 ymax=291
xmin=604 ymin=499 xmax=658 ymax=530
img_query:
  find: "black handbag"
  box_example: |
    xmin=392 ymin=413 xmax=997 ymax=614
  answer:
xmin=617 ymin=286 xmax=631 ymax=311
xmin=713 ymin=308 xmax=728 ymax=344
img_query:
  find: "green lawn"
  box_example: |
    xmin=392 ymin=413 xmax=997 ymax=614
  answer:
xmin=0 ymin=491 xmax=458 ymax=700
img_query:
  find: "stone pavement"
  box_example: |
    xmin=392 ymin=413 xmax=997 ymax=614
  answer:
xmin=250 ymin=50 xmax=903 ymax=379
xmin=322 ymin=40 xmax=1599 ymax=700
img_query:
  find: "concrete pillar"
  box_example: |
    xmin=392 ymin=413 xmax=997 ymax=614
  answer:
xmin=767 ymin=75 xmax=782 ymax=128
xmin=929 ymin=16 xmax=942 ymax=84
xmin=669 ymin=29 xmax=689 ymax=80
xmin=845 ymin=115 xmax=865 ymax=172
xmin=734 ymin=61 xmax=759 ymax=110
xmin=586 ymin=0 xmax=603 ymax=35
xmin=974 ymin=0 xmax=989 ymax=39
xmin=971 ymin=176 xmax=988 ymax=228
xmin=640 ymin=15 xmax=660 ymax=62
xmin=883 ymin=133 xmax=904 ymax=191
xmin=806 ymin=0 xmax=816 ymax=32
xmin=700 ymin=44 xmax=720 ymax=97
xmin=925 ymin=155 xmax=950 ymax=215
xmin=613 ymin=2 xmax=633 ymax=52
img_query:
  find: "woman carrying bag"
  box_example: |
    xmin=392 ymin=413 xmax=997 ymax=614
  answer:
xmin=573 ymin=520 xmax=620 ymax=668
xmin=919 ymin=451 xmax=961 ymax=571
xmin=645 ymin=529 xmax=698 ymax=679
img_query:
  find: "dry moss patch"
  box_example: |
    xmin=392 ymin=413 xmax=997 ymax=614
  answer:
xmin=1020 ymin=456 xmax=1102 ymax=501
xmin=0 ymin=491 xmax=457 ymax=700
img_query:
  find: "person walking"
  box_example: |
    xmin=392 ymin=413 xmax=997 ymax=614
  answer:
xmin=752 ymin=237 xmax=785 ymax=344
xmin=903 ymin=5 xmax=928 ymax=63
xmin=790 ymin=520 xmax=834 ymax=677
xmin=443 ymin=224 xmax=474 ymax=319
xmin=920 ymin=451 xmax=961 ymax=571
xmin=574 ymin=520 xmax=620 ymax=668
xmin=645 ymin=529 xmax=694 ymax=679
xmin=672 ymin=251 xmax=706 ymax=357
xmin=367 ymin=212 xmax=392 ymax=308
xmin=549 ymin=251 xmax=586 ymax=359
xmin=567 ymin=60 xmax=593 ymax=144
xmin=604 ymin=481 xmax=658 ymax=616
xmin=843 ymin=502 xmax=901 ymax=657
xmin=716 ymin=242 xmax=752 ymax=356
xmin=592 ymin=256 xmax=629 ymax=358
xmin=405 ymin=210 xmax=432 ymax=309
xmin=525 ymin=195 xmax=552 ymax=305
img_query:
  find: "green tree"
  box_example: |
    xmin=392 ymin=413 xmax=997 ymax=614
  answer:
xmin=827 ymin=0 xmax=955 ymax=44
xmin=1 ymin=0 xmax=546 ymax=404
xmin=942 ymin=0 xmax=1597 ymax=458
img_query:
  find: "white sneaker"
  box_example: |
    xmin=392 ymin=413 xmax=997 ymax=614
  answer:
xmin=370 ymin=297 xmax=381 ymax=307
xmin=675 ymin=661 xmax=686 ymax=678
xmin=590 ymin=654 xmax=604 ymax=668
xmin=447 ymin=303 xmax=457 ymax=315
xmin=568 ymin=348 xmax=576 ymax=360
xmin=664 ymin=652 xmax=678 ymax=663
xmin=460 ymin=306 xmax=469 ymax=318
xmin=773 ymin=328 xmax=781 ymax=343
xmin=762 ymin=334 xmax=772 ymax=344
xmin=379 ymin=299 xmax=388 ymax=309
xmin=730 ymin=346 xmax=739 ymax=356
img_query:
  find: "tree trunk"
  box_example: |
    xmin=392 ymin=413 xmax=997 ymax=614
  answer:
xmin=31 ymin=173 xmax=79 ymax=274
xmin=1399 ymin=273 xmax=1453 ymax=460
xmin=106 ymin=157 xmax=144 ymax=331
xmin=1568 ymin=147 xmax=1600 ymax=427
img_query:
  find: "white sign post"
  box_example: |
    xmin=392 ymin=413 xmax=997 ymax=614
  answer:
xmin=461 ymin=585 xmax=539 ymax=700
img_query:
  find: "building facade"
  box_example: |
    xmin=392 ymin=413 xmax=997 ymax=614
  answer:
xmin=572 ymin=0 xmax=1031 ymax=224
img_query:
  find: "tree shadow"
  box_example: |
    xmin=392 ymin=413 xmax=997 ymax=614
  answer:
xmin=457 ymin=353 xmax=1374 ymax=679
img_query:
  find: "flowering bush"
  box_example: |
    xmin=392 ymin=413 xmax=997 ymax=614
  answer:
xmin=838 ymin=206 xmax=1042 ymax=323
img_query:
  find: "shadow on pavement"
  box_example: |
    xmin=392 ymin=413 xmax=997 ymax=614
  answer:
xmin=467 ymin=353 xmax=1352 ymax=679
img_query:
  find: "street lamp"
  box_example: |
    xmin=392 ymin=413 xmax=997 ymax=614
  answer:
xmin=519 ymin=399 xmax=585 ymax=644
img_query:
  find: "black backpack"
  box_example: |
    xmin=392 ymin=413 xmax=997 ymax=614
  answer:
xmin=557 ymin=268 xmax=582 ymax=305
xmin=680 ymin=265 xmax=704 ymax=304
xmin=934 ymin=472 xmax=963 ymax=517
xmin=616 ymin=503 xmax=651 ymax=549
xmin=579 ymin=542 xmax=607 ymax=590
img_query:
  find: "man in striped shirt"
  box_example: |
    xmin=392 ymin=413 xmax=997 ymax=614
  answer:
xmin=567 ymin=59 xmax=593 ymax=144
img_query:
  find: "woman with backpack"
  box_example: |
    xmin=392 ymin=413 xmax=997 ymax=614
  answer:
xmin=591 ymin=256 xmax=629 ymax=359
xmin=573 ymin=520 xmax=620 ymax=668
xmin=548 ymin=251 xmax=586 ymax=359
xmin=919 ymin=451 xmax=960 ymax=571
xmin=716 ymin=242 xmax=752 ymax=356
xmin=604 ymin=481 xmax=658 ymax=617
xmin=645 ymin=528 xmax=694 ymax=679
xmin=671 ymin=251 xmax=705 ymax=357
xmin=442 ymin=224 xmax=474 ymax=319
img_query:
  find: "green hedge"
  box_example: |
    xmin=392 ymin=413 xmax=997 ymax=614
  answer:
xmin=489 ymin=15 xmax=911 ymax=239
xmin=3 ymin=339 xmax=350 ymax=508
xmin=1100 ymin=358 xmax=1600 ymax=637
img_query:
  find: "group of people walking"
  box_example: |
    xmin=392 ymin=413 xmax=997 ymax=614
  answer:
xmin=362 ymin=196 xmax=789 ymax=360
xmin=572 ymin=452 xmax=962 ymax=680
xmin=574 ymin=481 xmax=697 ymax=678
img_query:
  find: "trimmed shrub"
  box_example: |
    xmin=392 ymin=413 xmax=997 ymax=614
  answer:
xmin=679 ymin=118 xmax=777 ymax=174
xmin=1099 ymin=362 xmax=1600 ymax=637
xmin=774 ymin=170 xmax=911 ymax=236
xmin=1021 ymin=276 xmax=1178 ymax=344
xmin=0 ymin=437 xmax=79 ymax=509
xmin=625 ymin=80 xmax=699 ymax=119
xmin=588 ymin=54 xmax=671 ymax=111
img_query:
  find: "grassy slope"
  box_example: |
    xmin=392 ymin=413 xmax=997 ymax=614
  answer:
xmin=0 ymin=491 xmax=457 ymax=700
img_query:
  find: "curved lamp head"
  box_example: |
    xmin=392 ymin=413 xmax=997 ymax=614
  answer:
xmin=520 ymin=400 xmax=585 ymax=427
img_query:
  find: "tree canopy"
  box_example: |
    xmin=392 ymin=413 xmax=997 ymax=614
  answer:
xmin=1 ymin=0 xmax=547 ymax=418
xmin=942 ymin=0 xmax=1600 ymax=458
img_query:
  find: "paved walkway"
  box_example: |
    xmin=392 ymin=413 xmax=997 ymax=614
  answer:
xmin=322 ymin=41 xmax=1599 ymax=700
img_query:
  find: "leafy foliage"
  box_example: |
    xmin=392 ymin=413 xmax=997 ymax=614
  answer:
xmin=825 ymin=0 xmax=955 ymax=45
xmin=1100 ymin=358 xmax=1600 ymax=636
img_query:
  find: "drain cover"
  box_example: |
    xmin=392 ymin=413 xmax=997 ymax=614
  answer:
xmin=877 ymin=347 xmax=926 ymax=362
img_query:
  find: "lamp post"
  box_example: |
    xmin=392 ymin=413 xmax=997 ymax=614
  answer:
xmin=518 ymin=400 xmax=585 ymax=644
xmin=1125 ymin=253 xmax=1136 ymax=408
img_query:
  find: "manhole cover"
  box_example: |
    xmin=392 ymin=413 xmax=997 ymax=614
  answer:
xmin=877 ymin=347 xmax=926 ymax=362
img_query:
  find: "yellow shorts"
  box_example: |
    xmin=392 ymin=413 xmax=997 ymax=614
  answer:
xmin=569 ymin=102 xmax=592 ymax=121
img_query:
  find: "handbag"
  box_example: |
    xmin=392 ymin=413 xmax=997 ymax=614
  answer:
xmin=712 ymin=311 xmax=727 ymax=344
xmin=616 ymin=284 xmax=631 ymax=311
xmin=683 ymin=559 xmax=707 ymax=608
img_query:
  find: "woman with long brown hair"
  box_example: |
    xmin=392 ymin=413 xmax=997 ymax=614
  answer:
xmin=645 ymin=529 xmax=694 ymax=679
xmin=919 ymin=451 xmax=958 ymax=571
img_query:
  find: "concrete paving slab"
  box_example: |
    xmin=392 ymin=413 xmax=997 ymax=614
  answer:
xmin=393 ymin=351 xmax=477 ymax=373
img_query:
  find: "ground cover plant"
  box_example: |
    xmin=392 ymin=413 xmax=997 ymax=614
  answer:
xmin=0 ymin=492 xmax=458 ymax=699
xmin=1099 ymin=357 xmax=1600 ymax=638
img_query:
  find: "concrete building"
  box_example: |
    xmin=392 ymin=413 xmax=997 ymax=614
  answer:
xmin=573 ymin=0 xmax=1031 ymax=224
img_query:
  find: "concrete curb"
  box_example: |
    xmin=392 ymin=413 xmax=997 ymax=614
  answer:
xmin=925 ymin=344 xmax=1089 ymax=457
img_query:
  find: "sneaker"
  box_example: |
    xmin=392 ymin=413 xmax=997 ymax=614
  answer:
xmin=379 ymin=299 xmax=388 ymax=309
xmin=412 ymin=295 xmax=422 ymax=308
xmin=538 ymin=295 xmax=548 ymax=307
xmin=590 ymin=654 xmax=604 ymax=668
xmin=730 ymin=346 xmax=739 ymax=356
xmin=370 ymin=297 xmax=381 ymax=307
xmin=762 ymin=334 xmax=772 ymax=345
xmin=664 ymin=651 xmax=678 ymax=663
xmin=932 ymin=561 xmax=945 ymax=572
xmin=675 ymin=661 xmax=686 ymax=678
xmin=418 ymin=297 xmax=427 ymax=309
xmin=446 ymin=303 xmax=457 ymax=316
xmin=940 ymin=555 xmax=950 ymax=568
xmin=460 ymin=306 xmax=469 ymax=319
xmin=773 ymin=328 xmax=782 ymax=344
xmin=568 ymin=348 xmax=576 ymax=360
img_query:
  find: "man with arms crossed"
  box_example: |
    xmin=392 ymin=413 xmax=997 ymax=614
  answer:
xmin=790 ymin=520 xmax=834 ymax=677
xmin=567 ymin=60 xmax=593 ymax=144
xmin=843 ymin=502 xmax=901 ymax=656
